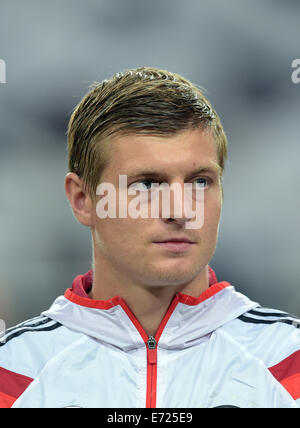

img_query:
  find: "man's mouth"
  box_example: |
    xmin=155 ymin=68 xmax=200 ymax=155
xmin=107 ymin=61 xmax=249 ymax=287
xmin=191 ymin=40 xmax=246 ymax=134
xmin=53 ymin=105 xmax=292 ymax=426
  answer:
xmin=153 ymin=237 xmax=195 ymax=252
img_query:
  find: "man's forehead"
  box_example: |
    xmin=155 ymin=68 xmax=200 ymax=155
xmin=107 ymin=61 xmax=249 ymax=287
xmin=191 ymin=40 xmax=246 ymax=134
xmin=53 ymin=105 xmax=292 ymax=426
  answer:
xmin=107 ymin=128 xmax=219 ymax=168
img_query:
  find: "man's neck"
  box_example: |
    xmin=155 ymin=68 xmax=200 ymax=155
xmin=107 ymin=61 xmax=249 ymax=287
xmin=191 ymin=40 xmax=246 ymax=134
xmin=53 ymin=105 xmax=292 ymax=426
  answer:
xmin=88 ymin=262 xmax=210 ymax=337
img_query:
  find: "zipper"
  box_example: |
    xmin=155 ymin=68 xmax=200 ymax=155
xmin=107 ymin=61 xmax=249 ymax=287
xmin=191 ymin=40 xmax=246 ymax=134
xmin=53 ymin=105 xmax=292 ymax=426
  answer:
xmin=119 ymin=295 xmax=180 ymax=408
xmin=146 ymin=336 xmax=157 ymax=408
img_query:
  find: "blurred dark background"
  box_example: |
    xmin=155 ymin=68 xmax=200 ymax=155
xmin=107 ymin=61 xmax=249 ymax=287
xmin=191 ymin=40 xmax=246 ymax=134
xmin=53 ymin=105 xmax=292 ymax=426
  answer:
xmin=0 ymin=0 xmax=299 ymax=327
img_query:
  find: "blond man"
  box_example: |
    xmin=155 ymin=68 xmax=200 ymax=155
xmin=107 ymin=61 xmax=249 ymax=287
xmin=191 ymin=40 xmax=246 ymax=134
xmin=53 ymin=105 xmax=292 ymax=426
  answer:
xmin=1 ymin=67 xmax=299 ymax=408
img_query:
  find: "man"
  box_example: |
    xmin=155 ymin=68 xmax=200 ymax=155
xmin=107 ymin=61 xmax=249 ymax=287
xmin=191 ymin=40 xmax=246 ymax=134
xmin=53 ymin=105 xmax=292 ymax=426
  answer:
xmin=0 ymin=67 xmax=299 ymax=408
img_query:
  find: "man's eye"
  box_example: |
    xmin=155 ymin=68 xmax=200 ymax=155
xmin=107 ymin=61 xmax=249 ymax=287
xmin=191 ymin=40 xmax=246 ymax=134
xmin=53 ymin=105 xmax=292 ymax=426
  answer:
xmin=129 ymin=180 xmax=156 ymax=191
xmin=129 ymin=178 xmax=210 ymax=192
xmin=193 ymin=177 xmax=209 ymax=188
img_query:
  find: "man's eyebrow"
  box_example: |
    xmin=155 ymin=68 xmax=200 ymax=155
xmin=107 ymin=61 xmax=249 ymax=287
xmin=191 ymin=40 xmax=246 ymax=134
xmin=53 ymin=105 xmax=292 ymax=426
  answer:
xmin=126 ymin=164 xmax=222 ymax=180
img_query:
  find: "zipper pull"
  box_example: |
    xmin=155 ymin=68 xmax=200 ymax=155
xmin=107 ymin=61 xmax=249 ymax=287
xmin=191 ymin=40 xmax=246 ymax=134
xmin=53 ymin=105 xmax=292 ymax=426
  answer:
xmin=147 ymin=335 xmax=157 ymax=349
xmin=147 ymin=335 xmax=157 ymax=364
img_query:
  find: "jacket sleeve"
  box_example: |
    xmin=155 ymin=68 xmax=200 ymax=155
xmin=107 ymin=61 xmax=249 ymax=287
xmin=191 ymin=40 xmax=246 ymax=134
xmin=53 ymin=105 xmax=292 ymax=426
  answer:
xmin=268 ymin=349 xmax=300 ymax=406
xmin=0 ymin=366 xmax=33 ymax=408
xmin=0 ymin=315 xmax=65 ymax=408
xmin=233 ymin=306 xmax=300 ymax=407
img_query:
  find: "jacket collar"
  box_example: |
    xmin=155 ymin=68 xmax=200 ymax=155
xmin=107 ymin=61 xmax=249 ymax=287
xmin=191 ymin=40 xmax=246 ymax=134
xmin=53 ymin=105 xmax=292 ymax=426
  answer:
xmin=68 ymin=265 xmax=219 ymax=301
xmin=43 ymin=267 xmax=258 ymax=350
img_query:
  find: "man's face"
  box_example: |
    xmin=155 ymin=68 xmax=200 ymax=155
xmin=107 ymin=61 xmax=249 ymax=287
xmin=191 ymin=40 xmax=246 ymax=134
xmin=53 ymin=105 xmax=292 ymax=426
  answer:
xmin=91 ymin=128 xmax=223 ymax=288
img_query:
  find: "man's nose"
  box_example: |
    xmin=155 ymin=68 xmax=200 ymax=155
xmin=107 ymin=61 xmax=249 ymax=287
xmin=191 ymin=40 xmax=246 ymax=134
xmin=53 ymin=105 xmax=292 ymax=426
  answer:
xmin=158 ymin=181 xmax=196 ymax=225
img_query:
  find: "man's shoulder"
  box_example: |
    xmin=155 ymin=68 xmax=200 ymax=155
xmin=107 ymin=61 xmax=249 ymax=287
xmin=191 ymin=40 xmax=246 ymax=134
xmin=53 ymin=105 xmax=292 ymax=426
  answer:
xmin=224 ymin=305 xmax=300 ymax=355
xmin=237 ymin=305 xmax=300 ymax=329
xmin=223 ymin=305 xmax=300 ymax=403
xmin=1 ymin=315 xmax=63 ymax=344
xmin=0 ymin=314 xmax=80 ymax=408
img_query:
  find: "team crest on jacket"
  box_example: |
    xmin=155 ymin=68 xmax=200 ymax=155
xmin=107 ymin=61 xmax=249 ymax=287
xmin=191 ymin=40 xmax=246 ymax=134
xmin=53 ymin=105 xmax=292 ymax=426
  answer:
xmin=63 ymin=405 xmax=83 ymax=408
xmin=213 ymin=405 xmax=240 ymax=408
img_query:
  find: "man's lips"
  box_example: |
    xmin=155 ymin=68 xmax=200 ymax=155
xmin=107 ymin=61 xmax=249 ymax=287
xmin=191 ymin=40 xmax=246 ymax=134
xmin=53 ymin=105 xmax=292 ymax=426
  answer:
xmin=154 ymin=237 xmax=195 ymax=244
xmin=153 ymin=239 xmax=195 ymax=252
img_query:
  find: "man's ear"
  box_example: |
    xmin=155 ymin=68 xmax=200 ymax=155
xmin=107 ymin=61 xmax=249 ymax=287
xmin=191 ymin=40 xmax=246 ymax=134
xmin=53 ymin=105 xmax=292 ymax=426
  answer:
xmin=64 ymin=172 xmax=94 ymax=227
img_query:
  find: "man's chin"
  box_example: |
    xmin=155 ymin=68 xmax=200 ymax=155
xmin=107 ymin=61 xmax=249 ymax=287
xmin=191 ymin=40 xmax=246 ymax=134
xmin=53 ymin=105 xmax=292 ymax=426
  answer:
xmin=140 ymin=266 xmax=202 ymax=288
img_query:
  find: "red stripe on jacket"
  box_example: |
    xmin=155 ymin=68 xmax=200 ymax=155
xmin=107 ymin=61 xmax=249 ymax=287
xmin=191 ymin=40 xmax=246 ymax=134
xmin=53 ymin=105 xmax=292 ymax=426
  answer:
xmin=0 ymin=367 xmax=33 ymax=408
xmin=269 ymin=350 xmax=300 ymax=400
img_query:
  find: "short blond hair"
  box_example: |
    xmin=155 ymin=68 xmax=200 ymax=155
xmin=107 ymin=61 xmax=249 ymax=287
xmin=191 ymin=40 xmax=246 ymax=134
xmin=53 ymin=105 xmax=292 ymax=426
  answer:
xmin=67 ymin=67 xmax=228 ymax=203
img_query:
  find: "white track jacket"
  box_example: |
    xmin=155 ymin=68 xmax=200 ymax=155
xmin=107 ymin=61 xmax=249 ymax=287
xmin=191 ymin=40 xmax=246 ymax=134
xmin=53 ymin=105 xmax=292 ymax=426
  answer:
xmin=0 ymin=267 xmax=299 ymax=408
